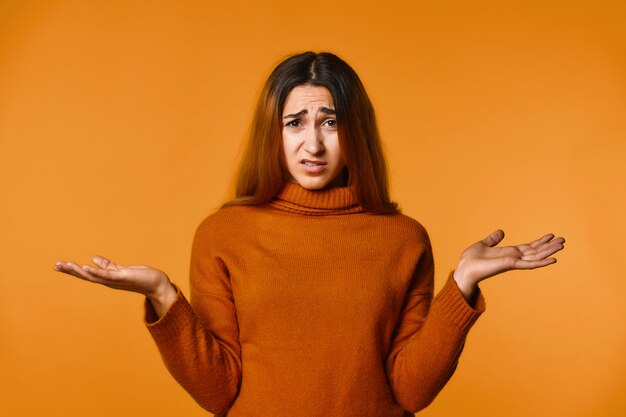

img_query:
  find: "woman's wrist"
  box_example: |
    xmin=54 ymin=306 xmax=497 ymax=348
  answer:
xmin=146 ymin=278 xmax=177 ymax=318
xmin=453 ymin=267 xmax=477 ymax=304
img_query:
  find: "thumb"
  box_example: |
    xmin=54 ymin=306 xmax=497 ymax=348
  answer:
xmin=482 ymin=229 xmax=505 ymax=247
xmin=92 ymin=255 xmax=121 ymax=270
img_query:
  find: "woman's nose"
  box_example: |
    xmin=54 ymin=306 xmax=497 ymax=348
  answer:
xmin=303 ymin=127 xmax=324 ymax=154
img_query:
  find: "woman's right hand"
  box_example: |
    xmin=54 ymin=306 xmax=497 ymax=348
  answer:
xmin=54 ymin=256 xmax=177 ymax=318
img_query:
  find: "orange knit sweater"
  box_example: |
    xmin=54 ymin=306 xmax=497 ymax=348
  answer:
xmin=144 ymin=182 xmax=485 ymax=417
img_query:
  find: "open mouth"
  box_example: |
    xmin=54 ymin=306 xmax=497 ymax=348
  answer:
xmin=300 ymin=160 xmax=327 ymax=172
xmin=300 ymin=159 xmax=327 ymax=166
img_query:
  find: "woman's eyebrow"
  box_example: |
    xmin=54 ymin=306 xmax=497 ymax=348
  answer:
xmin=283 ymin=107 xmax=336 ymax=119
xmin=283 ymin=110 xmax=306 ymax=119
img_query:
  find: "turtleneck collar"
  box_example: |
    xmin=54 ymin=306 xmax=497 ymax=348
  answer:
xmin=269 ymin=181 xmax=365 ymax=216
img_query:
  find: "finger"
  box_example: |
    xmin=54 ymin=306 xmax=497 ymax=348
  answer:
xmin=528 ymin=233 xmax=556 ymax=248
xmin=67 ymin=262 xmax=92 ymax=279
xmin=92 ymin=255 xmax=121 ymax=270
xmin=79 ymin=267 xmax=112 ymax=285
xmin=54 ymin=261 xmax=80 ymax=275
xmin=515 ymin=257 xmax=557 ymax=270
xmin=533 ymin=241 xmax=565 ymax=260
xmin=85 ymin=266 xmax=137 ymax=285
xmin=58 ymin=262 xmax=102 ymax=283
xmin=482 ymin=229 xmax=505 ymax=247
xmin=519 ymin=235 xmax=565 ymax=254
xmin=82 ymin=265 xmax=123 ymax=280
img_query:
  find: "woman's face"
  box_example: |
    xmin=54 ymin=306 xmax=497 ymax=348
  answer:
xmin=281 ymin=84 xmax=346 ymax=190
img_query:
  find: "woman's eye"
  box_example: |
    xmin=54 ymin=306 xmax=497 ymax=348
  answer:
xmin=325 ymin=119 xmax=337 ymax=127
xmin=286 ymin=119 xmax=300 ymax=127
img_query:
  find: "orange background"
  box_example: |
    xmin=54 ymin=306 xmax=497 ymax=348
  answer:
xmin=1 ymin=1 xmax=625 ymax=416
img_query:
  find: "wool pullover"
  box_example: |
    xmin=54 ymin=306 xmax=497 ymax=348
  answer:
xmin=144 ymin=182 xmax=486 ymax=417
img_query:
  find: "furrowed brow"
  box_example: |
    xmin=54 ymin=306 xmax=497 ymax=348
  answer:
xmin=283 ymin=109 xmax=307 ymax=119
xmin=283 ymin=107 xmax=336 ymax=119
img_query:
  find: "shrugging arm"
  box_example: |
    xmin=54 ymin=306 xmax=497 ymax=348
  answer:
xmin=144 ymin=219 xmax=242 ymax=415
xmin=385 ymin=229 xmax=485 ymax=413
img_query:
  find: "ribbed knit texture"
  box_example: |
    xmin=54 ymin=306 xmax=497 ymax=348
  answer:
xmin=144 ymin=182 xmax=485 ymax=417
xmin=269 ymin=181 xmax=364 ymax=215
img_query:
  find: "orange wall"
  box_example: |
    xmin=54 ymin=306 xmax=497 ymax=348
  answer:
xmin=1 ymin=1 xmax=625 ymax=416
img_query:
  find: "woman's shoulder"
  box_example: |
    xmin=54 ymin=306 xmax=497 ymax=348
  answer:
xmin=395 ymin=213 xmax=432 ymax=253
xmin=364 ymin=210 xmax=432 ymax=247
xmin=195 ymin=204 xmax=256 ymax=233
xmin=188 ymin=205 xmax=261 ymax=252
xmin=377 ymin=210 xmax=429 ymax=234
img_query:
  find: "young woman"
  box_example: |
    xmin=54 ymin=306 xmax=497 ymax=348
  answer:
xmin=54 ymin=51 xmax=565 ymax=417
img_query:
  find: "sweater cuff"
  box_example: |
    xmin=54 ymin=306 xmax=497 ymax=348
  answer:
xmin=144 ymin=284 xmax=197 ymax=344
xmin=433 ymin=270 xmax=486 ymax=329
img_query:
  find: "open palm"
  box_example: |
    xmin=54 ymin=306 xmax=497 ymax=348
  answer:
xmin=456 ymin=229 xmax=565 ymax=287
xmin=54 ymin=255 xmax=169 ymax=297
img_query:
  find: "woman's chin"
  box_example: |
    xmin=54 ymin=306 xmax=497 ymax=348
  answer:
xmin=291 ymin=175 xmax=333 ymax=190
xmin=297 ymin=179 xmax=329 ymax=190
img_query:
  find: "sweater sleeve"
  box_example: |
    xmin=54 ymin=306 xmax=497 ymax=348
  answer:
xmin=143 ymin=217 xmax=242 ymax=415
xmin=385 ymin=229 xmax=485 ymax=413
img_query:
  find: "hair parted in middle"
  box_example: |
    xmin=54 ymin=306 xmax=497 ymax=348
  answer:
xmin=221 ymin=51 xmax=400 ymax=215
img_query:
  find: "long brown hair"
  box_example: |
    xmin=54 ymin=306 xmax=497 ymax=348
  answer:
xmin=221 ymin=51 xmax=400 ymax=214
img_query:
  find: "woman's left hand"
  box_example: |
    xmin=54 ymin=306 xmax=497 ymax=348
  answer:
xmin=453 ymin=229 xmax=565 ymax=302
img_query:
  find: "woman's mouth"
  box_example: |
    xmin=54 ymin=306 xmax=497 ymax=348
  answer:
xmin=300 ymin=160 xmax=327 ymax=173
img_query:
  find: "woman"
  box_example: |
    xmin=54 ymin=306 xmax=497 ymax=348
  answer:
xmin=54 ymin=51 xmax=565 ymax=416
